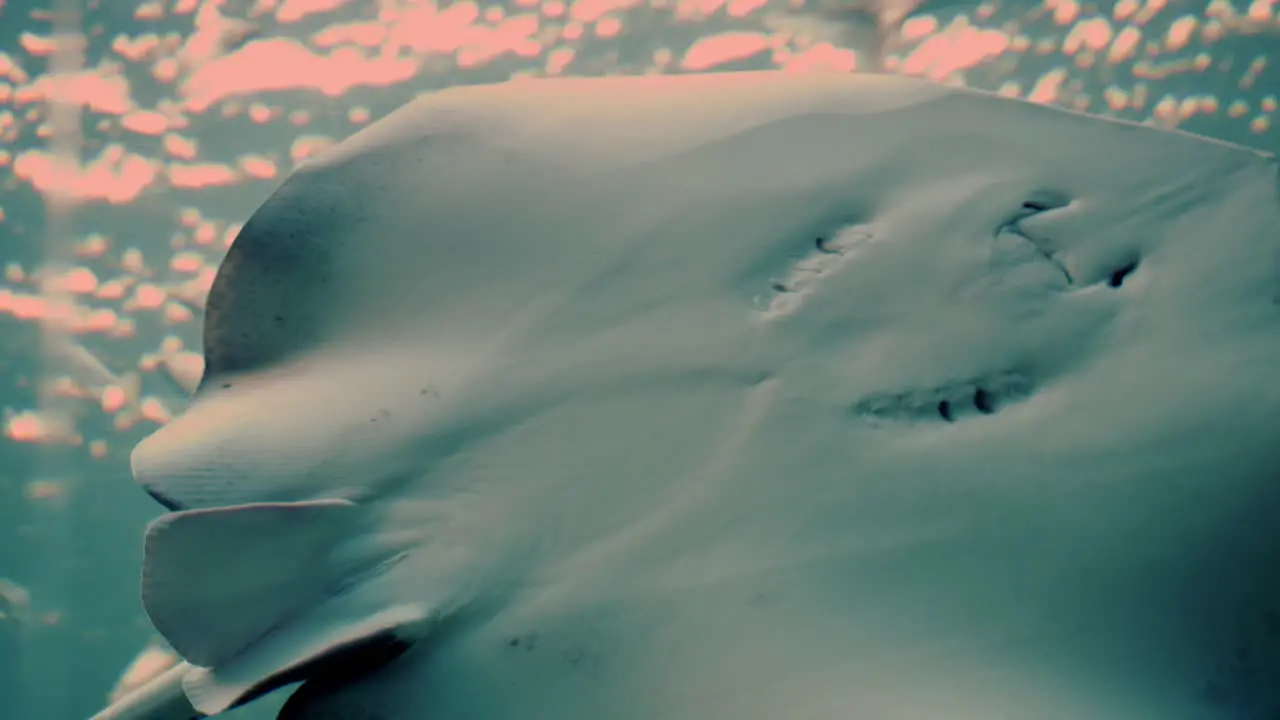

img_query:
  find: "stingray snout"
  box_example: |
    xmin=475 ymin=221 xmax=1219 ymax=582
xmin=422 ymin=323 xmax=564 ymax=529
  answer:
xmin=130 ymin=383 xmax=341 ymax=512
xmin=130 ymin=405 xmax=260 ymax=512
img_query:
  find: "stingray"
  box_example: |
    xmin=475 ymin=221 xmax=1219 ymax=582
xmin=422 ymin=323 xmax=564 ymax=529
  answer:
xmin=92 ymin=71 xmax=1280 ymax=720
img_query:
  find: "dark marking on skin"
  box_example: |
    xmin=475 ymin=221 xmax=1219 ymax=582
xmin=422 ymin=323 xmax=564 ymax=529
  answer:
xmin=503 ymin=632 xmax=599 ymax=677
xmin=506 ymin=633 xmax=538 ymax=651
xmin=561 ymin=647 xmax=602 ymax=678
xmin=200 ymin=156 xmax=366 ymax=388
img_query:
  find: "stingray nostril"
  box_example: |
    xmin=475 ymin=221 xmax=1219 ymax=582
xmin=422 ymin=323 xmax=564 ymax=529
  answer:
xmin=1107 ymin=259 xmax=1139 ymax=288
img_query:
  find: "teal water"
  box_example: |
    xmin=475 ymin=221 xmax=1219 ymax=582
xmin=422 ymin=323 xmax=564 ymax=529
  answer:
xmin=0 ymin=0 xmax=1275 ymax=717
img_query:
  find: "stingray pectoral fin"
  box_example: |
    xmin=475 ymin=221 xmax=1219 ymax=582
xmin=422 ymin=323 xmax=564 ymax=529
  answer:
xmin=182 ymin=603 xmax=434 ymax=716
xmin=88 ymin=661 xmax=203 ymax=720
xmin=141 ymin=499 xmax=360 ymax=668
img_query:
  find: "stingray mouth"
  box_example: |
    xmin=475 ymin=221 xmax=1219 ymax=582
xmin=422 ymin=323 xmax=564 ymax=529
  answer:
xmin=143 ymin=485 xmax=183 ymax=511
xmin=851 ymin=369 xmax=1033 ymax=425
xmin=131 ymin=423 xmax=200 ymax=512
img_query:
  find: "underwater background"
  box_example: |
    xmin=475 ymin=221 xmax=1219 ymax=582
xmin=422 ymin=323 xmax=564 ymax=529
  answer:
xmin=0 ymin=0 xmax=1275 ymax=717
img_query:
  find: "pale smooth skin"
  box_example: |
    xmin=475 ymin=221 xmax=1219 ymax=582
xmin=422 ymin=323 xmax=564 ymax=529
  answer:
xmin=115 ymin=72 xmax=1280 ymax=720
